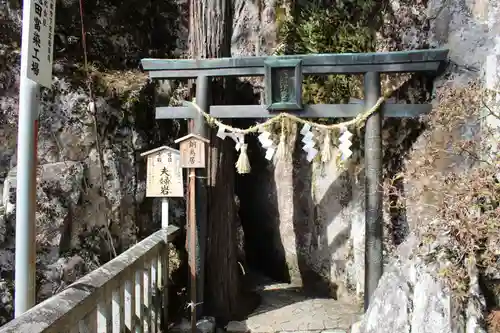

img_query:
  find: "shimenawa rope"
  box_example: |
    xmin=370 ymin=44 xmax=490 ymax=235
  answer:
xmin=183 ymin=95 xmax=386 ymax=173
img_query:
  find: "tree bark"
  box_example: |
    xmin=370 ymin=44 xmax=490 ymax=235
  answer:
xmin=188 ymin=0 xmax=232 ymax=59
xmin=188 ymin=0 xmax=242 ymax=323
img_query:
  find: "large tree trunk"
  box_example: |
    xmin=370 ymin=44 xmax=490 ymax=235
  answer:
xmin=188 ymin=0 xmax=232 ymax=59
xmin=188 ymin=0 xmax=242 ymax=323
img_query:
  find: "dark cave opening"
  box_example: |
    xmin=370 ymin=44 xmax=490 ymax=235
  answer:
xmin=233 ymin=119 xmax=290 ymax=284
xmin=229 ymin=78 xmax=290 ymax=284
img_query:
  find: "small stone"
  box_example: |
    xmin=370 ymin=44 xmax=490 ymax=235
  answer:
xmin=197 ymin=317 xmax=216 ymax=333
xmin=171 ymin=318 xmax=191 ymax=333
xmin=226 ymin=320 xmax=250 ymax=333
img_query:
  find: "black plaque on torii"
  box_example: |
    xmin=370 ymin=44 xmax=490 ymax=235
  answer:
xmin=141 ymin=49 xmax=449 ymax=314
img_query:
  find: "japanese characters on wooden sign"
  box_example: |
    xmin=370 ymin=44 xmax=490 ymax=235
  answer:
xmin=175 ymin=134 xmax=209 ymax=169
xmin=141 ymin=146 xmax=183 ymax=197
xmin=25 ymin=0 xmax=56 ymax=88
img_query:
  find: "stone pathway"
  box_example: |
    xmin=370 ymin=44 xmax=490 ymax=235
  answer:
xmin=172 ymin=274 xmax=362 ymax=333
xmin=239 ymin=276 xmax=362 ymax=333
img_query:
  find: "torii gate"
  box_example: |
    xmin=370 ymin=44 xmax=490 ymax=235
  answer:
xmin=140 ymin=49 xmax=448 ymax=315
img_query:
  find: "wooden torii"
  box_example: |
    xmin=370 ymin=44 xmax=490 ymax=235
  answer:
xmin=140 ymin=49 xmax=449 ymax=314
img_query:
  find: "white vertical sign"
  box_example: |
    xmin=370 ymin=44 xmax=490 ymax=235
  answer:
xmin=141 ymin=146 xmax=184 ymax=198
xmin=24 ymin=0 xmax=56 ymax=88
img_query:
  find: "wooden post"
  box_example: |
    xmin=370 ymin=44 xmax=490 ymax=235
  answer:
xmin=175 ymin=133 xmax=209 ymax=331
xmin=161 ymin=197 xmax=169 ymax=330
xmin=188 ymin=168 xmax=197 ymax=332
xmin=161 ymin=198 xmax=169 ymax=229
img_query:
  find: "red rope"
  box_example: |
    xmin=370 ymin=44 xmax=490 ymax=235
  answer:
xmin=78 ymin=0 xmax=89 ymax=72
xmin=77 ymin=0 xmax=96 ymax=106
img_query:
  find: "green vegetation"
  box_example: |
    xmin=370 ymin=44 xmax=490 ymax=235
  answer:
xmin=273 ymin=0 xmax=382 ymax=159
xmin=276 ymin=1 xmax=379 ymax=104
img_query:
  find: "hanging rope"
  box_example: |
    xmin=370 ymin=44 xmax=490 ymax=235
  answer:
xmin=275 ymin=117 xmax=286 ymax=160
xmin=184 ymin=95 xmax=385 ymax=134
xmin=78 ymin=0 xmax=117 ymax=258
xmin=78 ymin=0 xmax=92 ymax=98
xmin=182 ymin=76 xmax=412 ymax=135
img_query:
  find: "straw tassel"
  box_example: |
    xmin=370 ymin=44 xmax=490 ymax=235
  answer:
xmin=321 ymin=131 xmax=332 ymax=163
xmin=275 ymin=118 xmax=287 ymax=161
xmin=235 ymin=137 xmax=251 ymax=174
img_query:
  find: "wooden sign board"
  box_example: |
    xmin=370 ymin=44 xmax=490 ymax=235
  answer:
xmin=140 ymin=146 xmax=184 ymax=197
xmin=175 ymin=134 xmax=210 ymax=169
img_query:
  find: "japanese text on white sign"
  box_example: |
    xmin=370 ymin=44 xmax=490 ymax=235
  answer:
xmin=145 ymin=150 xmax=184 ymax=198
xmin=25 ymin=0 xmax=56 ymax=88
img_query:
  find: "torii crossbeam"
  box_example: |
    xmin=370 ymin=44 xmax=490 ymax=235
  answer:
xmin=140 ymin=49 xmax=449 ymax=314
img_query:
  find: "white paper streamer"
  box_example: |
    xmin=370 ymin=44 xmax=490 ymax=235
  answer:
xmin=235 ymin=133 xmax=244 ymax=142
xmin=300 ymin=123 xmax=311 ymax=135
xmin=265 ymin=138 xmax=275 ymax=148
xmin=265 ymin=147 xmax=276 ymax=160
xmin=303 ymin=140 xmax=315 ymax=150
xmin=339 ymin=128 xmax=353 ymax=161
xmin=258 ymin=132 xmax=275 ymax=162
xmin=340 ymin=148 xmax=353 ymax=160
xmin=258 ymin=132 xmax=269 ymax=141
xmin=300 ymin=123 xmax=317 ymax=162
xmin=229 ymin=133 xmax=244 ymax=151
xmin=306 ymin=147 xmax=318 ymax=162
xmin=258 ymin=132 xmax=274 ymax=149
xmin=227 ymin=132 xmax=238 ymax=143
xmin=217 ymin=125 xmax=227 ymax=139
xmin=302 ymin=131 xmax=314 ymax=143
xmin=339 ymin=130 xmax=353 ymax=141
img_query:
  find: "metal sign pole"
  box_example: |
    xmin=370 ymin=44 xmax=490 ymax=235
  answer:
xmin=14 ymin=80 xmax=39 ymax=317
xmin=15 ymin=0 xmax=40 ymax=316
xmin=363 ymin=71 xmax=383 ymax=309
xmin=15 ymin=0 xmax=56 ymax=315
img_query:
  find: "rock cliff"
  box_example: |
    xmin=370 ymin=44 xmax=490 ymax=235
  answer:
xmin=0 ymin=0 xmax=499 ymax=331
xmin=0 ymin=0 xmax=184 ymax=324
xmin=352 ymin=0 xmax=500 ymax=332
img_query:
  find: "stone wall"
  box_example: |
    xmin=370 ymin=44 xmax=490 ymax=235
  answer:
xmin=0 ymin=0 xmax=185 ymax=324
xmin=243 ymin=0 xmax=500 ymax=307
xmin=0 ymin=0 xmax=498 ymax=328
xmin=0 ymin=0 xmax=279 ymax=325
xmin=352 ymin=0 xmax=500 ymax=332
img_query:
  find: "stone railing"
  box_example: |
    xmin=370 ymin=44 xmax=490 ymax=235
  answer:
xmin=0 ymin=225 xmax=179 ymax=333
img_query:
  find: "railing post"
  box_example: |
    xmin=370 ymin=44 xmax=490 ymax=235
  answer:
xmin=161 ymin=245 xmax=169 ymax=332
xmin=143 ymin=261 xmax=151 ymax=332
xmin=193 ymin=75 xmax=209 ymax=318
xmin=363 ymin=71 xmax=383 ymax=310
xmin=135 ymin=268 xmax=144 ymax=333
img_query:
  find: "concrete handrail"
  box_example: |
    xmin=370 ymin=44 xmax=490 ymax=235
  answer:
xmin=0 ymin=225 xmax=179 ymax=333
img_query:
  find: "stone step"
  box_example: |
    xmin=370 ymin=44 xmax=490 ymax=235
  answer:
xmin=225 ymin=320 xmax=349 ymax=333
xmin=243 ymin=283 xmax=361 ymax=333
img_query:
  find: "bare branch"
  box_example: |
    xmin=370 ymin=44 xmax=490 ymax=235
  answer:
xmin=481 ymin=98 xmax=500 ymax=121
